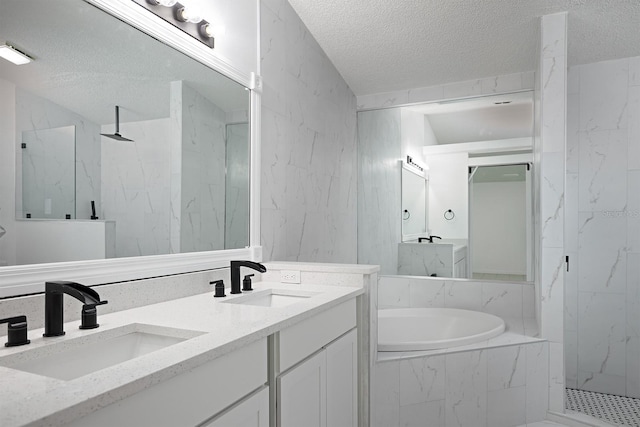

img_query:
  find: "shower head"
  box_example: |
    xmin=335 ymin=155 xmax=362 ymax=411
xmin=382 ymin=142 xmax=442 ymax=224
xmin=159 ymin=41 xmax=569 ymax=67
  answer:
xmin=100 ymin=105 xmax=133 ymax=142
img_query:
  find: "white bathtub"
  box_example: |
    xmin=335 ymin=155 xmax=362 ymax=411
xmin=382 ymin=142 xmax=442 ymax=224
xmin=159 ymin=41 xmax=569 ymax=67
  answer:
xmin=378 ymin=308 xmax=505 ymax=351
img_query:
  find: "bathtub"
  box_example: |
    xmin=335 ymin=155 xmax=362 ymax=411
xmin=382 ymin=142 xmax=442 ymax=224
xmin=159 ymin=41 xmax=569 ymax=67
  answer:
xmin=378 ymin=308 xmax=505 ymax=351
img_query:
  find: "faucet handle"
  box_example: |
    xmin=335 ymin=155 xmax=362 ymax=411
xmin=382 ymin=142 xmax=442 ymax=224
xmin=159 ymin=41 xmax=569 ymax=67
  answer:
xmin=80 ymin=300 xmax=108 ymax=330
xmin=0 ymin=315 xmax=31 ymax=347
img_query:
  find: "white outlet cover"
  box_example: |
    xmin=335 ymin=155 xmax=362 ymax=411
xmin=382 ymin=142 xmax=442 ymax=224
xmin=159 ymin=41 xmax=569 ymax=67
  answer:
xmin=280 ymin=270 xmax=301 ymax=284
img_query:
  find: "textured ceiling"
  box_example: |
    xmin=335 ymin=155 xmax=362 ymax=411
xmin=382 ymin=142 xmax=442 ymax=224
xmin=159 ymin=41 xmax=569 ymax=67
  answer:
xmin=0 ymin=0 xmax=248 ymax=125
xmin=288 ymin=0 xmax=640 ymax=95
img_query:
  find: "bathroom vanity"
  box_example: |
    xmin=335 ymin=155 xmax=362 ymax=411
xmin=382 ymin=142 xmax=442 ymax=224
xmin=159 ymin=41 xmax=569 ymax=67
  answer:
xmin=0 ymin=280 xmax=364 ymax=427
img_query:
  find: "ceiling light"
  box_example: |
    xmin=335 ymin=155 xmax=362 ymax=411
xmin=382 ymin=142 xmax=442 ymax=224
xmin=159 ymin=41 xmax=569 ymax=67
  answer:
xmin=0 ymin=44 xmax=32 ymax=65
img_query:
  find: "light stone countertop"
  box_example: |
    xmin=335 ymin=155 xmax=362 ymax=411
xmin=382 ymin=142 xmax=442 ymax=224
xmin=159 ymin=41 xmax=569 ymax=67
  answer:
xmin=0 ymin=281 xmax=364 ymax=427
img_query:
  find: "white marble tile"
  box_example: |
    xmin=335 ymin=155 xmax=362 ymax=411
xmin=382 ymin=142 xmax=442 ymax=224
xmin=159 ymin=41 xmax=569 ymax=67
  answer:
xmin=566 ymin=94 xmax=580 ymax=174
xmin=564 ymin=174 xmax=579 ymax=253
xmin=579 ymin=58 xmax=629 ymax=131
xmin=627 ymin=252 xmax=640 ymax=398
xmin=525 ymin=342 xmax=549 ymax=423
xmin=442 ymin=79 xmax=482 ymax=100
xmin=373 ymin=361 xmax=400 ymax=427
xmin=577 ymin=211 xmax=627 ymax=294
xmin=480 ymin=73 xmax=523 ymax=95
xmin=577 ymin=370 xmax=626 ymax=396
xmin=579 ymin=129 xmax=628 ymax=212
xmin=487 ymin=386 xmax=526 ymax=427
xmin=523 ymin=285 xmax=535 ymax=319
xmin=407 ymin=85 xmax=445 ymax=105
xmin=540 ymin=248 xmax=564 ymax=343
xmin=629 ymin=86 xmax=640 ymax=170
xmin=444 ymin=350 xmax=487 ymax=427
xmin=577 ymin=292 xmax=626 ymax=382
xmin=482 ymin=283 xmax=524 ymax=318
xmin=487 ymin=345 xmax=526 ymax=391
xmin=399 ymin=356 xmax=445 ymax=406
xmin=541 ymin=56 xmax=566 ymax=154
xmin=409 ymin=279 xmax=446 ymax=308
xmin=541 ymin=153 xmax=564 ymax=249
xmin=444 ymin=281 xmax=482 ymax=312
xmin=379 ymin=276 xmax=411 ymax=308
xmin=548 ymin=342 xmax=565 ymax=413
xmin=627 ymin=170 xmax=640 ymax=253
xmin=568 ymin=65 xmax=580 ymax=95
xmin=541 ymin=13 xmax=566 ymax=59
xmin=565 ymin=329 xmax=578 ymax=389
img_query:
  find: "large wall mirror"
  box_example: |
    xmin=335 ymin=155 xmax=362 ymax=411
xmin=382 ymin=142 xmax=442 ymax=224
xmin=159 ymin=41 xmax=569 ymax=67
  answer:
xmin=0 ymin=0 xmax=251 ymax=268
xmin=358 ymin=91 xmax=534 ymax=282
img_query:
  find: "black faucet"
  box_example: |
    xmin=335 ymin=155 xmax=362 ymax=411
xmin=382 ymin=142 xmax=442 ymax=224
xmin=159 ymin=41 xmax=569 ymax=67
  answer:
xmin=418 ymin=235 xmax=442 ymax=243
xmin=43 ymin=281 xmax=108 ymax=337
xmin=230 ymin=261 xmax=267 ymax=294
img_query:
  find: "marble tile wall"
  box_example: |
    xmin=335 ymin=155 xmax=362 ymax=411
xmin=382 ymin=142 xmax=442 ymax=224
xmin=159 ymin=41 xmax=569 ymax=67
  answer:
xmin=225 ymin=122 xmax=250 ymax=248
xmin=537 ymin=13 xmax=567 ymax=412
xmin=179 ymin=83 xmax=227 ymax=253
xmin=397 ymin=243 xmax=454 ymax=278
xmin=101 ymin=118 xmax=173 ymax=258
xmin=378 ymin=276 xmax=536 ymax=322
xmin=565 ymin=55 xmax=640 ymax=398
xmin=260 ymin=0 xmax=358 ymax=264
xmin=372 ymin=341 xmax=549 ymax=427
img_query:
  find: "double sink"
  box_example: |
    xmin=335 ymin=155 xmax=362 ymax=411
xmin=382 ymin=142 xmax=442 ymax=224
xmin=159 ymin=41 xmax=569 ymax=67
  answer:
xmin=0 ymin=286 xmax=319 ymax=382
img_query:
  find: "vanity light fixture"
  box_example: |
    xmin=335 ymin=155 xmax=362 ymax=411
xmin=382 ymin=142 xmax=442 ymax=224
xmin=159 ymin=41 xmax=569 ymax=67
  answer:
xmin=133 ymin=0 xmax=214 ymax=48
xmin=0 ymin=44 xmax=33 ymax=65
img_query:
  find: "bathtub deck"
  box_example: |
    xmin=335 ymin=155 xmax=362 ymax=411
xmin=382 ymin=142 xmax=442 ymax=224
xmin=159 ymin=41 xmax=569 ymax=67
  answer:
xmin=377 ymin=316 xmax=541 ymax=361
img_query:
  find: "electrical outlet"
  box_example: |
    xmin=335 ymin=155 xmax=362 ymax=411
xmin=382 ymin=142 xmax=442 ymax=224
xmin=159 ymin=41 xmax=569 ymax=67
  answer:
xmin=280 ymin=270 xmax=301 ymax=284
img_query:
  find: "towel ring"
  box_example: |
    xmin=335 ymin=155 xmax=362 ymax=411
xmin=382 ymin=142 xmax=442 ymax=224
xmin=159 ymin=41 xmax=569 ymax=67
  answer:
xmin=403 ymin=209 xmax=410 ymax=220
xmin=444 ymin=209 xmax=455 ymax=220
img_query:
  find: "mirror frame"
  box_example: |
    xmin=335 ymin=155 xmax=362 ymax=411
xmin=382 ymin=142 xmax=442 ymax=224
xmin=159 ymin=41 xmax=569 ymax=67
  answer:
xmin=0 ymin=0 xmax=262 ymax=297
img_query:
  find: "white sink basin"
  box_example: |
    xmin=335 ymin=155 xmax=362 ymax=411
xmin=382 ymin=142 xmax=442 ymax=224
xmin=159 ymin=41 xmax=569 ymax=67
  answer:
xmin=0 ymin=324 xmax=203 ymax=381
xmin=223 ymin=288 xmax=320 ymax=308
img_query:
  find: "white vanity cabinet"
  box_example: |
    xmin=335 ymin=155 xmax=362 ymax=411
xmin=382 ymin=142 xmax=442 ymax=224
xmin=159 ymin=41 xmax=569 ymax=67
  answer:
xmin=67 ymin=338 xmax=268 ymax=427
xmin=277 ymin=300 xmax=358 ymax=427
xmin=203 ymin=387 xmax=269 ymax=427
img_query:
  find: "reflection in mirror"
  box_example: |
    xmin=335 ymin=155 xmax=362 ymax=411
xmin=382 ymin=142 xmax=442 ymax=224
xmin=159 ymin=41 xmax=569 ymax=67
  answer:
xmin=21 ymin=126 xmax=76 ymax=219
xmin=401 ymin=164 xmax=428 ymax=241
xmin=0 ymin=0 xmax=251 ymax=266
xmin=357 ymin=91 xmax=534 ymax=282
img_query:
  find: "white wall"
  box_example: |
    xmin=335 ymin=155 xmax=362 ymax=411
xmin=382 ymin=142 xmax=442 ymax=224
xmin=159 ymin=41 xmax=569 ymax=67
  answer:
xmin=565 ymin=55 xmax=640 ymax=398
xmin=472 ymin=181 xmax=526 ymax=275
xmin=260 ymin=0 xmax=358 ymax=263
xmin=426 ymin=153 xmax=469 ymax=239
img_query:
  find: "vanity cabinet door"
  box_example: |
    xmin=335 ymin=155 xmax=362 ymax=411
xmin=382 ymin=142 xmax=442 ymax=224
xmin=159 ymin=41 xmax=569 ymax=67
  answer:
xmin=277 ymin=329 xmax=358 ymax=427
xmin=278 ymin=350 xmax=327 ymax=427
xmin=203 ymin=387 xmax=269 ymax=427
xmin=326 ymin=329 xmax=358 ymax=427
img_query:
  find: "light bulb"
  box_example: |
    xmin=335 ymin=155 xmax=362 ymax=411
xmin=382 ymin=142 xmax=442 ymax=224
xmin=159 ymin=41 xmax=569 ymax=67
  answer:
xmin=177 ymin=6 xmax=203 ymax=23
xmin=201 ymin=23 xmax=214 ymax=38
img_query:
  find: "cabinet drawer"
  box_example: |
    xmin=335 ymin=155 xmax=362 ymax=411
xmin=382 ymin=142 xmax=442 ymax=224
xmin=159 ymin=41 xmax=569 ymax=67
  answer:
xmin=68 ymin=338 xmax=267 ymax=427
xmin=279 ymin=299 xmax=356 ymax=372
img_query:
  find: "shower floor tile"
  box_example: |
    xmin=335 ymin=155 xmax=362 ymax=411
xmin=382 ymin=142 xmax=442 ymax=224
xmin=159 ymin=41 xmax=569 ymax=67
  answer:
xmin=566 ymin=388 xmax=640 ymax=426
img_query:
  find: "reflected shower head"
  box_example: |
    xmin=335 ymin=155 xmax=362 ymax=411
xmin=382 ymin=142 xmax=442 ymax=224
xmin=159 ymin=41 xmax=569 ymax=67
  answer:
xmin=100 ymin=105 xmax=133 ymax=142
